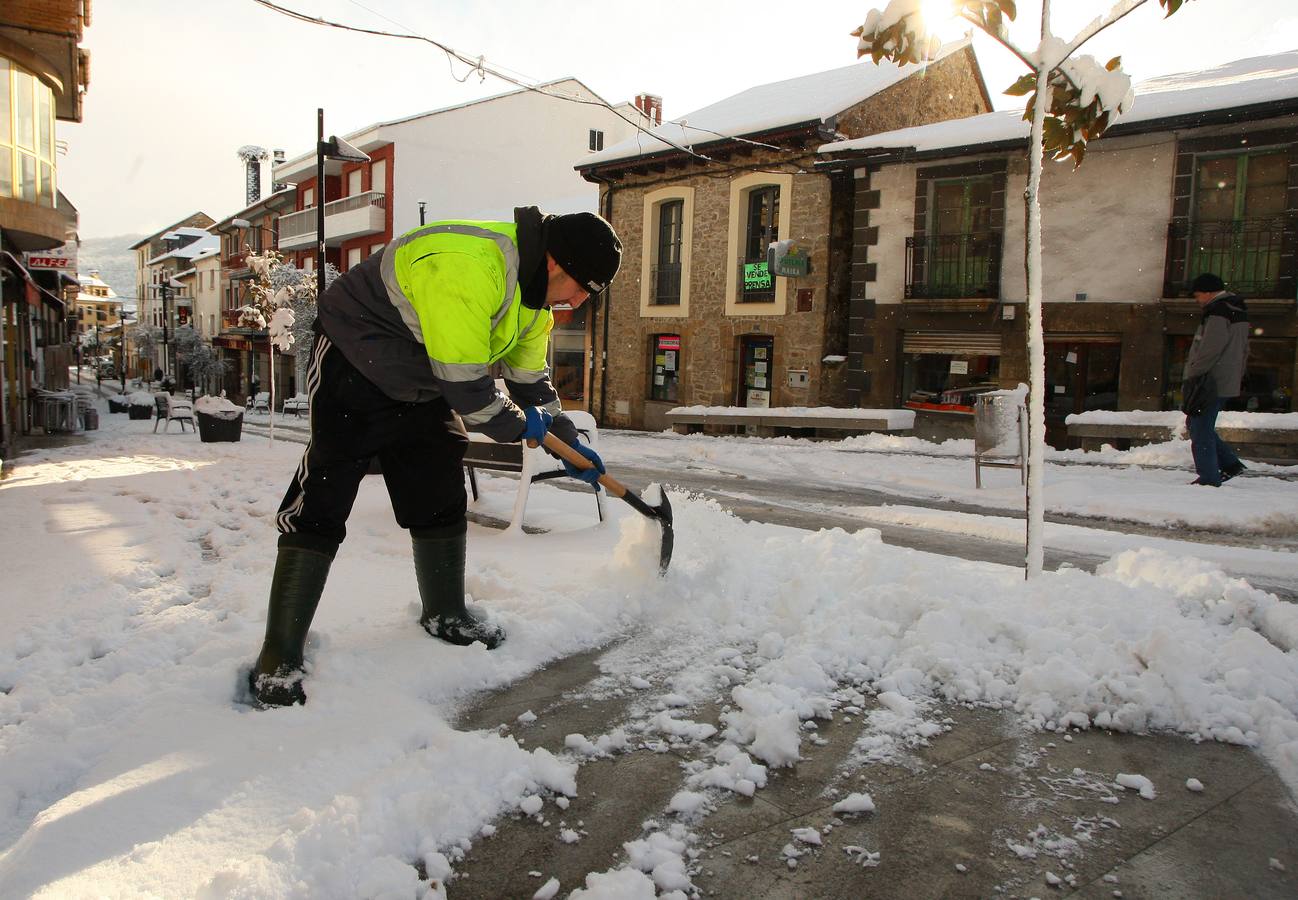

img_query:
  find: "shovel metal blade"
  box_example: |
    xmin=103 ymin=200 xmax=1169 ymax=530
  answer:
xmin=619 ymin=489 xmax=674 ymax=575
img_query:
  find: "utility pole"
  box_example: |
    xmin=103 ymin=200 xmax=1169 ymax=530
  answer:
xmin=316 ymin=107 xmax=326 ymax=301
xmin=95 ymin=322 xmax=102 ymax=391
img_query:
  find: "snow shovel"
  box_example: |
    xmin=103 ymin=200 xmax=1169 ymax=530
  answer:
xmin=538 ymin=432 xmax=674 ymax=574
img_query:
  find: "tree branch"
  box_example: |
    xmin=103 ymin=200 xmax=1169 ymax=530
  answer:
xmin=1067 ymin=0 xmax=1148 ymax=56
xmin=959 ymin=11 xmax=1036 ymax=70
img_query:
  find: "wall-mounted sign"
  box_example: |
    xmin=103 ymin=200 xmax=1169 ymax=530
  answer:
xmin=767 ymin=239 xmax=810 ymax=278
xmin=949 ymin=360 xmax=969 ymax=375
xmin=25 ymin=245 xmax=77 ymax=270
xmin=744 ymin=261 xmax=772 ymax=291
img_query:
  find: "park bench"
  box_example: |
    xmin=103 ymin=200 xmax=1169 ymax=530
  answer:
xmin=463 ymin=410 xmax=605 ymax=532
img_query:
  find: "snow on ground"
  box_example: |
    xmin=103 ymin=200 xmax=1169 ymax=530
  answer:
xmin=598 ymin=430 xmax=1298 ymax=535
xmin=2 ymin=409 xmax=1298 ymax=897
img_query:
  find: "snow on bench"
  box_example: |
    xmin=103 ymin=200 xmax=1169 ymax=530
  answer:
xmin=1065 ymin=409 xmax=1298 ymax=457
xmin=665 ymin=405 xmax=915 ymax=437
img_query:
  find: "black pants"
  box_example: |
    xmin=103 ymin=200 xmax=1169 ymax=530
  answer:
xmin=275 ymin=334 xmax=469 ymax=552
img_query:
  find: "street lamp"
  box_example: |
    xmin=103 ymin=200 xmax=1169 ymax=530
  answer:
xmin=315 ymin=108 xmax=371 ymax=298
xmin=418 ymin=199 xmax=427 ymax=226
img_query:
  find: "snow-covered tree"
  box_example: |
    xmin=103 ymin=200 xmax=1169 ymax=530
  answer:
xmin=241 ymin=249 xmax=336 ymax=440
xmin=853 ymin=0 xmax=1196 ymax=578
xmin=129 ymin=325 xmax=160 ymax=384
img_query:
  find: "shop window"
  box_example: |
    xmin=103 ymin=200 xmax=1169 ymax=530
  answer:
xmin=1164 ymin=334 xmax=1293 ymax=412
xmin=650 ymin=334 xmax=681 ymax=402
xmin=550 ymin=303 xmax=588 ymax=404
xmin=640 ymin=186 xmax=694 ymax=317
xmin=901 ymin=353 xmax=1000 ymax=411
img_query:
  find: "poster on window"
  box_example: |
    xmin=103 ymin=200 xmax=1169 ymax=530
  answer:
xmin=664 ymin=351 xmax=676 ymax=370
xmin=744 ymin=262 xmax=772 ymax=291
xmin=746 ymin=389 xmax=770 ymax=409
xmin=754 ymin=347 xmax=768 ymax=360
xmin=654 ymin=374 xmax=665 ymax=385
xmin=949 ymin=360 xmax=968 ymax=375
xmin=755 ymin=361 xmax=767 ymax=374
xmin=754 ymin=376 xmax=767 ymax=389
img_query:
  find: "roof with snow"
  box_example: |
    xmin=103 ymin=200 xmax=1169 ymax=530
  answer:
xmin=146 ymin=232 xmax=220 ymax=266
xmin=580 ymin=39 xmax=971 ymax=169
xmin=128 ymin=213 xmax=214 ymax=250
xmin=820 ymin=48 xmax=1298 ymax=159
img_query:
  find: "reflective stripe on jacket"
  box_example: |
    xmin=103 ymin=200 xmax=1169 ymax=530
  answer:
xmin=316 ymin=208 xmax=558 ymax=443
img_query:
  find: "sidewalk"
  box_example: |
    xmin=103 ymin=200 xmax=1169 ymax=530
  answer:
xmin=448 ymin=643 xmax=1298 ymax=899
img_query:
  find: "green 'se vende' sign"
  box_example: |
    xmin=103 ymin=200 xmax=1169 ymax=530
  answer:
xmin=744 ymin=261 xmax=772 ymax=291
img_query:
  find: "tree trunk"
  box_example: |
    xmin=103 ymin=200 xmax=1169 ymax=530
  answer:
xmin=1024 ymin=0 xmax=1052 ymax=579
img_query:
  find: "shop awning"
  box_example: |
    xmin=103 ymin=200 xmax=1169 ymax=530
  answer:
xmin=902 ymin=331 xmax=1002 ymax=356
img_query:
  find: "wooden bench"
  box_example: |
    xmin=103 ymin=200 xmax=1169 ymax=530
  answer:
xmin=463 ymin=410 xmax=605 ymax=532
xmin=665 ymin=410 xmax=912 ymax=438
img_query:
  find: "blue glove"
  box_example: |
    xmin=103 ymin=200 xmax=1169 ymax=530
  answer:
xmin=563 ymin=443 xmax=606 ymax=487
xmin=520 ymin=406 xmax=552 ymax=444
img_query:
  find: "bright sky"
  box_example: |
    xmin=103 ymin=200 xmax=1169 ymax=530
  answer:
xmin=60 ymin=0 xmax=1298 ymax=239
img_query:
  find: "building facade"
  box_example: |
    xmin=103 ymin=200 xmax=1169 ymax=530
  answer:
xmin=822 ymin=50 xmax=1298 ymax=446
xmin=0 ymin=0 xmax=91 ymax=455
xmin=575 ymin=44 xmax=990 ymax=431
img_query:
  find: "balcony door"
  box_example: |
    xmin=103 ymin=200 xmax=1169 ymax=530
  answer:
xmin=1191 ymin=151 xmax=1288 ymax=292
xmin=928 ymin=177 xmax=995 ymax=296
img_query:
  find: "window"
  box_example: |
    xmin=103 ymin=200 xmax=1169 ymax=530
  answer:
xmin=919 ymin=177 xmax=997 ymax=297
xmin=741 ymin=186 xmax=778 ymax=302
xmin=1187 ymin=150 xmax=1290 ymax=295
xmin=347 ymin=168 xmax=362 ymax=196
xmin=550 ymin=303 xmax=589 ymax=404
xmin=650 ymin=334 xmax=681 ymax=402
xmin=653 ymin=200 xmax=683 ymax=305
xmin=370 ymin=159 xmax=386 ymax=194
xmin=346 ymin=247 xmax=362 ymax=270
xmin=1164 ymin=334 xmax=1294 ymax=413
xmin=640 ymin=187 xmax=695 ymax=317
xmin=303 ymin=187 xmax=314 ymax=208
xmin=725 ymin=172 xmax=793 ymax=315
xmin=588 ymin=129 xmax=604 ymax=152
xmin=0 ymin=57 xmax=56 ymax=205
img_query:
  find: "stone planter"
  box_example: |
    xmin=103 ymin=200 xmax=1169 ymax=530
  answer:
xmin=196 ymin=410 xmax=243 ymax=443
xmin=108 ymin=397 xmax=130 ymax=414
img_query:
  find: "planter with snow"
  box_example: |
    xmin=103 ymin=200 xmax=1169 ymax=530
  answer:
xmin=195 ymin=396 xmax=244 ymax=443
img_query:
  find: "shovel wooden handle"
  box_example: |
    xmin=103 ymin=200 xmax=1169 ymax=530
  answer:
xmin=533 ymin=433 xmax=628 ymax=498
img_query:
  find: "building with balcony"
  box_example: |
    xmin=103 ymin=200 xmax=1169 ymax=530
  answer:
xmin=271 ymin=77 xmax=653 ymax=410
xmin=574 ymin=42 xmax=991 ymax=431
xmin=132 ymin=225 xmax=218 ymax=381
xmin=820 ymin=49 xmax=1298 ymax=446
xmin=1 ymin=1 xmax=92 ymax=455
xmin=73 ymin=269 xmax=121 ymax=374
xmin=210 ymin=190 xmax=297 ymax=401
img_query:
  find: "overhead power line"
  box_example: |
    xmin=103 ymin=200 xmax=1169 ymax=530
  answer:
xmin=248 ymin=0 xmax=805 ymax=173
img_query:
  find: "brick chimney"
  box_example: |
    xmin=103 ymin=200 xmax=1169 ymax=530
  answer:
xmin=634 ymin=93 xmax=663 ymax=126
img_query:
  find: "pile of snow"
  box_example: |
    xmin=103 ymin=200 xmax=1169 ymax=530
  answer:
xmin=127 ymin=390 xmax=157 ymax=407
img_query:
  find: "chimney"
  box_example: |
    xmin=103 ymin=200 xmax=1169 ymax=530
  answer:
xmin=634 ymin=93 xmax=663 ymax=127
xmin=236 ymin=145 xmax=270 ymax=206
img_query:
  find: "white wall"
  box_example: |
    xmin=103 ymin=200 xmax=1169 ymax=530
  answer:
xmin=388 ymin=80 xmax=646 ymax=232
xmin=193 ymin=256 xmax=221 ymax=339
xmin=868 ymin=164 xmax=917 ymax=304
xmin=1000 ymin=133 xmax=1176 ymax=303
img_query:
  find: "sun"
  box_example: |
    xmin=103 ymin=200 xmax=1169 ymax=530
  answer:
xmin=919 ymin=0 xmax=968 ymax=40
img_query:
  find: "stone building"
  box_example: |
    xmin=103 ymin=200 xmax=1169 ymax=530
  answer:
xmin=820 ymin=49 xmax=1298 ymax=446
xmin=575 ymin=41 xmax=990 ymax=431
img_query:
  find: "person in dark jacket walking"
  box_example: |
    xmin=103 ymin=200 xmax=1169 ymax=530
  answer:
xmin=249 ymin=207 xmax=621 ymax=707
xmin=1182 ymin=272 xmax=1249 ymax=486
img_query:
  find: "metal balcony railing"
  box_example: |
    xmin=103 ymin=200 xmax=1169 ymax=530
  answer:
xmin=278 ymin=190 xmax=387 ymax=245
xmin=1163 ymin=215 xmax=1297 ymax=298
xmin=651 ymin=263 xmax=681 ymax=305
xmin=905 ymin=232 xmax=1002 ymax=299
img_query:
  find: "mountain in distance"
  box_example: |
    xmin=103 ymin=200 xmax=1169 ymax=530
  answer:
xmin=78 ymin=234 xmax=143 ymax=310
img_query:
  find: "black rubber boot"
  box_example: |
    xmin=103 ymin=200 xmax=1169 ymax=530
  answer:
xmin=249 ymin=542 xmax=335 ymax=707
xmin=413 ymin=522 xmax=505 ymax=650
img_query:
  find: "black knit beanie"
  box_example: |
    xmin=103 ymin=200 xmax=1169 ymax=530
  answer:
xmin=1191 ymin=272 xmax=1225 ymax=293
xmin=545 ymin=212 xmax=622 ymax=295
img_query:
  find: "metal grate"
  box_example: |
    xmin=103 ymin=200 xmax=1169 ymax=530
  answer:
xmin=905 ymin=232 xmax=1002 ymax=299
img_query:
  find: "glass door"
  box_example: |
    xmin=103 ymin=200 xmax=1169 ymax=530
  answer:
xmin=738 ymin=335 xmax=774 ymax=408
xmin=1045 ymin=341 xmax=1121 ymax=448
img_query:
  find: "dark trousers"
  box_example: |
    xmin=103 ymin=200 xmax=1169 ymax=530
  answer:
xmin=276 ymin=334 xmax=469 ymax=551
xmin=1187 ymin=398 xmax=1242 ymax=487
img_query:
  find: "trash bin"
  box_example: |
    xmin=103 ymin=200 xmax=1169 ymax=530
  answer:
xmin=82 ymin=408 xmax=99 ymax=430
xmin=973 ymin=389 xmax=1026 ymax=489
xmin=196 ymin=410 xmax=244 ymax=443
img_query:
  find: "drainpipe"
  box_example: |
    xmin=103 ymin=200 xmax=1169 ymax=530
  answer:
xmin=598 ymin=182 xmax=614 ymax=425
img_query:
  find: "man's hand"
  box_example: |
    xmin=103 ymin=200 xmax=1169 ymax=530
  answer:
xmin=563 ymin=444 xmax=605 ymax=488
xmin=521 ymin=406 xmax=552 ymax=444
